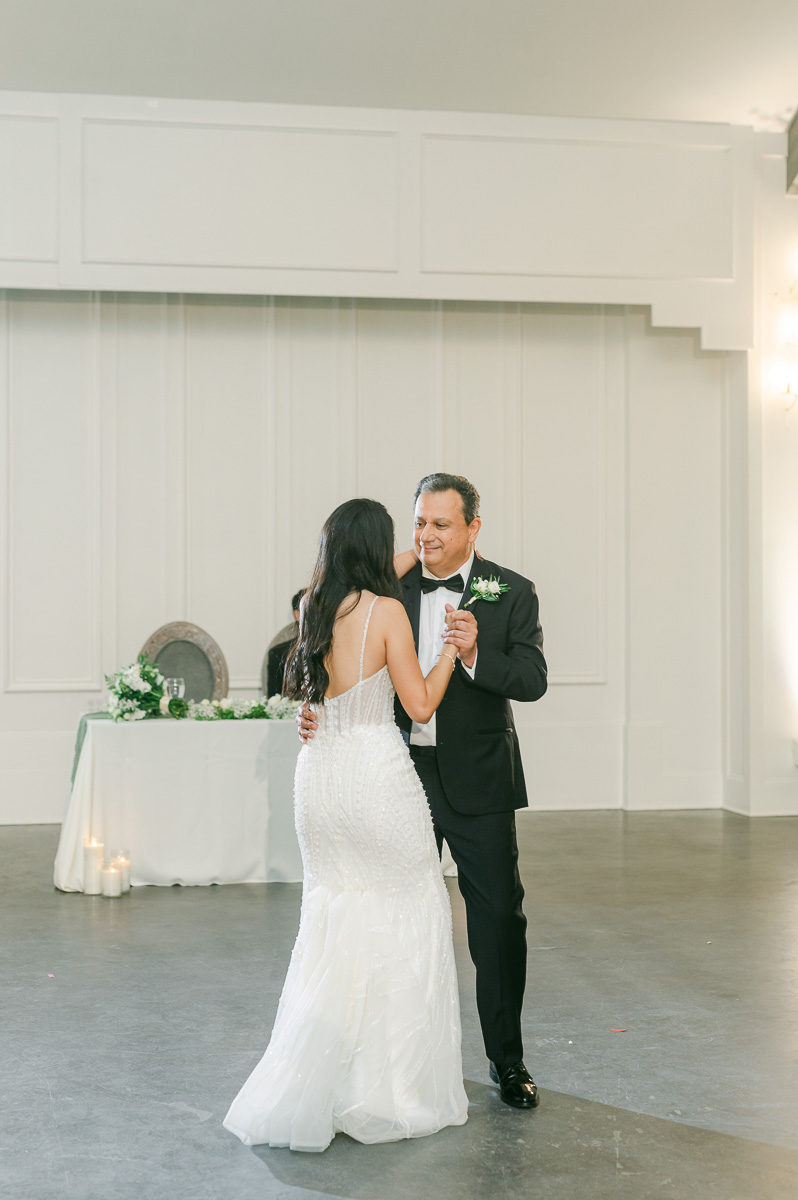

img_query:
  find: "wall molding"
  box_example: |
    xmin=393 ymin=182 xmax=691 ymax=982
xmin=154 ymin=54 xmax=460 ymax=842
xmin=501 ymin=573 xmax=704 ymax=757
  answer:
xmin=3 ymin=292 xmax=104 ymax=693
xmin=544 ymin=306 xmax=609 ymax=686
xmin=0 ymin=91 xmax=761 ymax=350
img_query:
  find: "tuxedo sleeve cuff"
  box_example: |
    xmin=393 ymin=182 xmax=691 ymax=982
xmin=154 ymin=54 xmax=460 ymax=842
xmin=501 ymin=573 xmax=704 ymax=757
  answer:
xmin=460 ymin=649 xmax=477 ymax=679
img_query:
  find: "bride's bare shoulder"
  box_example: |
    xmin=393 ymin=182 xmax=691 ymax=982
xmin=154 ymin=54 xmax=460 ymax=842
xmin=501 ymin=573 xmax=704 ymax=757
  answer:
xmin=372 ymin=597 xmax=410 ymax=625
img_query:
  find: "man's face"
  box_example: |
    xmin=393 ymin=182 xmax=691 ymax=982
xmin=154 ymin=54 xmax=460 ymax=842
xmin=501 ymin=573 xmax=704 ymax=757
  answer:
xmin=413 ymin=489 xmax=481 ymax=578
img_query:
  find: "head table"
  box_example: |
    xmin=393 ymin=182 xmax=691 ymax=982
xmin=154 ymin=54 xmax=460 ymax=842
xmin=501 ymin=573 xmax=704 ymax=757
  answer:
xmin=53 ymin=717 xmax=303 ymax=891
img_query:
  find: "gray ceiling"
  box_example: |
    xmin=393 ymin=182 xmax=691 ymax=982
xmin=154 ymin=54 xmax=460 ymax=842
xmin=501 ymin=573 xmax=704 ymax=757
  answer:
xmin=1 ymin=0 xmax=797 ymax=129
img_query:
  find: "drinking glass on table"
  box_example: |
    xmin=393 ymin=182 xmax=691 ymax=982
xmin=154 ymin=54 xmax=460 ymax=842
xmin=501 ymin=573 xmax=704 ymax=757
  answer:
xmin=164 ymin=677 xmax=186 ymax=699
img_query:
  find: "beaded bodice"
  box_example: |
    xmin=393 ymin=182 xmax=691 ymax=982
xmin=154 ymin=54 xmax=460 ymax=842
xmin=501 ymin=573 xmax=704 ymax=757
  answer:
xmin=312 ymin=665 xmax=396 ymax=739
xmin=310 ymin=598 xmax=396 ymax=739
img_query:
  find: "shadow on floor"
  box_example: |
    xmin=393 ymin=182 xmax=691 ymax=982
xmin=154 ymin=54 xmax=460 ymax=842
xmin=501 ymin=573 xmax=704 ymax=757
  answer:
xmin=255 ymin=1080 xmax=798 ymax=1200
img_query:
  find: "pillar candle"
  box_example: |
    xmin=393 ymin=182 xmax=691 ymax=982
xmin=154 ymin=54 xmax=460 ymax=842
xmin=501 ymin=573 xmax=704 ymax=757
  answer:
xmin=83 ymin=839 xmax=104 ymax=895
xmin=100 ymin=865 xmax=122 ymax=898
xmin=110 ymin=851 xmax=131 ymax=893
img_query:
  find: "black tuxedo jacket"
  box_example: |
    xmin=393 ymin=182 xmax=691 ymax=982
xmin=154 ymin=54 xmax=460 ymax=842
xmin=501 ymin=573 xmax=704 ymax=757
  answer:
xmin=394 ymin=554 xmax=547 ymax=816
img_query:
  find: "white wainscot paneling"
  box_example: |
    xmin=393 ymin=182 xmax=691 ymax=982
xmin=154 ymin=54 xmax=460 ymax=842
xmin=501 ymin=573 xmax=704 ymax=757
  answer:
xmin=274 ymin=297 xmax=359 ymax=601
xmin=355 ymin=300 xmax=443 ymax=528
xmin=521 ymin=305 xmax=608 ymax=684
xmin=4 ymin=292 xmax=101 ymax=691
xmin=184 ymin=296 xmax=272 ymax=687
xmin=624 ymin=314 xmax=723 ymax=808
xmin=83 ymin=120 xmax=399 ymax=272
xmin=0 ymin=731 xmax=75 ymax=823
xmin=422 ymin=136 xmax=733 ymax=280
xmin=0 ymin=93 xmax=759 ymax=349
xmin=113 ymin=293 xmax=183 ymax=662
xmin=0 ymin=115 xmax=58 ymax=264
xmin=439 ymin=303 xmax=523 ymax=568
xmin=516 ymin=719 xmax=623 ymax=810
xmin=0 ymin=291 xmax=737 ymax=821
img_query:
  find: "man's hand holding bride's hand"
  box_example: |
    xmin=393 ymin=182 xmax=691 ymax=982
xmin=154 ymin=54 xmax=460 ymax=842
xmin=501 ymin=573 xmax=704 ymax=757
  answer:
xmin=443 ymin=604 xmax=478 ymax=670
xmin=297 ymin=702 xmax=318 ymax=744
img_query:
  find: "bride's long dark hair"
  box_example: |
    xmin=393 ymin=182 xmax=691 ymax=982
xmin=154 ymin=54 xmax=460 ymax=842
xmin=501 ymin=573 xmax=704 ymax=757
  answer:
xmin=283 ymin=498 xmax=401 ymax=705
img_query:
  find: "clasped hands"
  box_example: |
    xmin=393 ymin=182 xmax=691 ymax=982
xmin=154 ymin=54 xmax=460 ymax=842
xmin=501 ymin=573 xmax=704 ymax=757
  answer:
xmin=296 ymin=605 xmax=478 ymax=744
xmin=442 ymin=603 xmax=478 ymax=669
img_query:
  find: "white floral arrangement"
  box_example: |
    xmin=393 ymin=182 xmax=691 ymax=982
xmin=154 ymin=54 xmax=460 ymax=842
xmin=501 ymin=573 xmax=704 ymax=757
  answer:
xmin=106 ymin=654 xmax=299 ymax=723
xmin=105 ymin=654 xmax=189 ymax=722
xmin=188 ymin=694 xmax=300 ymax=722
xmin=465 ymin=574 xmax=511 ymax=607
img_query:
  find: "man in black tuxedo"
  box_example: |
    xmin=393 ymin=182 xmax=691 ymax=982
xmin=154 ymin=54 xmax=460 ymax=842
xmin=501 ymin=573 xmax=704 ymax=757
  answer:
xmin=265 ymin=589 xmax=306 ymax=696
xmin=398 ymin=473 xmax=547 ymax=1109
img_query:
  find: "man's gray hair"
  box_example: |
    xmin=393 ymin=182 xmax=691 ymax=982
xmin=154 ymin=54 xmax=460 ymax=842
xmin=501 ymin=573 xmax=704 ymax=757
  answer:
xmin=414 ymin=473 xmax=480 ymax=526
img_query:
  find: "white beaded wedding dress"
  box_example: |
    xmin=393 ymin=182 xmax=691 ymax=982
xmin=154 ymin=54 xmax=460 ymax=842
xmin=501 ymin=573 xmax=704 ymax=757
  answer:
xmin=223 ymin=597 xmax=468 ymax=1152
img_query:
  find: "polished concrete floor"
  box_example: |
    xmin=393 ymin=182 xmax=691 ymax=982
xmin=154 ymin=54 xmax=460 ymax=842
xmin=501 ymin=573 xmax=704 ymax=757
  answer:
xmin=2 ymin=811 xmax=798 ymax=1200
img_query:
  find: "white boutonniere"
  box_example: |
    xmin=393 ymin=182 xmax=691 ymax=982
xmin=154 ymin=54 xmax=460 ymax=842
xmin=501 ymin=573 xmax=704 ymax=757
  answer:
xmin=465 ymin=574 xmax=510 ymax=607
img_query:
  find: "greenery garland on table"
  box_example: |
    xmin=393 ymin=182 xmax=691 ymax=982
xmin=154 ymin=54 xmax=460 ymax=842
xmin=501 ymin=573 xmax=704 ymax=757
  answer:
xmin=188 ymin=695 xmax=300 ymax=721
xmin=105 ymin=653 xmax=299 ymax=722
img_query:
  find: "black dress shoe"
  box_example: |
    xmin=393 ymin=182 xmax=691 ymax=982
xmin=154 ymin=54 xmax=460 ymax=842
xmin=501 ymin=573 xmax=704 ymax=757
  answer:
xmin=489 ymin=1060 xmax=540 ymax=1109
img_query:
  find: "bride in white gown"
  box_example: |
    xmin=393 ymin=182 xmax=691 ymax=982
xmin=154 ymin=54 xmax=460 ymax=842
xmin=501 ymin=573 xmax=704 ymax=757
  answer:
xmin=223 ymin=498 xmax=469 ymax=1153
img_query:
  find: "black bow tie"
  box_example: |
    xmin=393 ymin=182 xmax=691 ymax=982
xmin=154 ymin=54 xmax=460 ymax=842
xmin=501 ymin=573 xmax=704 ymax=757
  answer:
xmin=420 ymin=573 xmax=465 ymax=595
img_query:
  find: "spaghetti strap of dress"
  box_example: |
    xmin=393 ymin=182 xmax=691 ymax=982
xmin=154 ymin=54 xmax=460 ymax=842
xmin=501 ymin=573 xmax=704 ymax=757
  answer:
xmin=358 ymin=596 xmax=380 ymax=684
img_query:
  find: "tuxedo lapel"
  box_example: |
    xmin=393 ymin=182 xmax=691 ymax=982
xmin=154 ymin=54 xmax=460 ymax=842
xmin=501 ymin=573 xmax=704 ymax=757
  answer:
xmin=463 ymin=551 xmax=497 ymax=610
xmin=463 ymin=553 xmax=484 ymax=608
xmin=401 ymin=564 xmax=422 ymax=651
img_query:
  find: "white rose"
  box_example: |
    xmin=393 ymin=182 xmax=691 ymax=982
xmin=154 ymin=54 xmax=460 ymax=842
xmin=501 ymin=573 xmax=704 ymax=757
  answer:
xmin=219 ymin=697 xmax=232 ymax=710
xmin=488 ymin=580 xmax=502 ymax=595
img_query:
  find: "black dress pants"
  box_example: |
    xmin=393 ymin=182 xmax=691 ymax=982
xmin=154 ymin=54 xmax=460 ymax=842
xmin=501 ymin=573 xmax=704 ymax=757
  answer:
xmin=409 ymin=745 xmax=527 ymax=1070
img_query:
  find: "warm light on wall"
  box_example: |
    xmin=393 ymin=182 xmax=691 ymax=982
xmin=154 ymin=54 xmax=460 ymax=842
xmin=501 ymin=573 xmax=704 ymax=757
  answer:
xmin=774 ymin=279 xmax=798 ymax=422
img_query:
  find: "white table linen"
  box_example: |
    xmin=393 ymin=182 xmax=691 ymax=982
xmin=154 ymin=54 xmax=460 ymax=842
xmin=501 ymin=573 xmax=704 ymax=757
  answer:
xmin=54 ymin=718 xmax=302 ymax=890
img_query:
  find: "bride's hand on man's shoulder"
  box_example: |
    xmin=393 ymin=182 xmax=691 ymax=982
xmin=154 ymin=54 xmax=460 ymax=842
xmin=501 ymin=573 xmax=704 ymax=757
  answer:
xmin=393 ymin=548 xmax=419 ymax=579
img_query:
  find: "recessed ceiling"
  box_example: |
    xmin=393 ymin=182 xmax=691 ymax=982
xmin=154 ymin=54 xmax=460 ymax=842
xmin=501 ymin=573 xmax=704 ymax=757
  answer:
xmin=1 ymin=0 xmax=797 ymax=129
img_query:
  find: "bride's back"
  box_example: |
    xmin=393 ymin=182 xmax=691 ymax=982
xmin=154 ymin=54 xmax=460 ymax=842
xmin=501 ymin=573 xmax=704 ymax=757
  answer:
xmin=324 ymin=591 xmax=387 ymax=699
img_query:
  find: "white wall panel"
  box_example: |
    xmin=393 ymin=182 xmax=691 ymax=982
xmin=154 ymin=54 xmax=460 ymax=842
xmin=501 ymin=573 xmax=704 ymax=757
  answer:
xmin=355 ymin=300 xmax=442 ymax=530
xmin=183 ymin=296 xmax=272 ymax=686
xmin=113 ymin=294 xmax=175 ymax=662
xmin=0 ymin=115 xmax=58 ymax=263
xmin=0 ymin=92 xmax=757 ymax=350
xmin=4 ymin=292 xmax=101 ymax=691
xmin=422 ymin=136 xmax=733 ymax=280
xmin=624 ymin=311 xmax=723 ymax=807
xmin=0 ymin=290 xmax=732 ymax=822
xmin=83 ymin=121 xmax=399 ymax=271
xmin=520 ymin=305 xmax=608 ymax=684
xmin=273 ymin=297 xmax=359 ymax=604
xmin=439 ymin=303 xmax=523 ymax=568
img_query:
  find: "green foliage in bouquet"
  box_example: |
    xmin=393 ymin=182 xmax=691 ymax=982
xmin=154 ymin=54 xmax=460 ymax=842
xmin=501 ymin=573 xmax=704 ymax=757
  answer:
xmin=105 ymin=653 xmax=188 ymax=722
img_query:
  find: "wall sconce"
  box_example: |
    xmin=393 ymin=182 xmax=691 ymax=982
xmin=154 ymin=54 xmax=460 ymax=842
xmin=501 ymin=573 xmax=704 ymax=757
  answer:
xmin=778 ymin=382 xmax=798 ymax=420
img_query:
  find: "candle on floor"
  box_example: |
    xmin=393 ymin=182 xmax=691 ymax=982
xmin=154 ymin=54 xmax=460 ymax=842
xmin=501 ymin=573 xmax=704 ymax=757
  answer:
xmin=83 ymin=839 xmax=104 ymax=895
xmin=110 ymin=851 xmax=131 ymax=893
xmin=100 ymin=864 xmax=122 ymax=898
